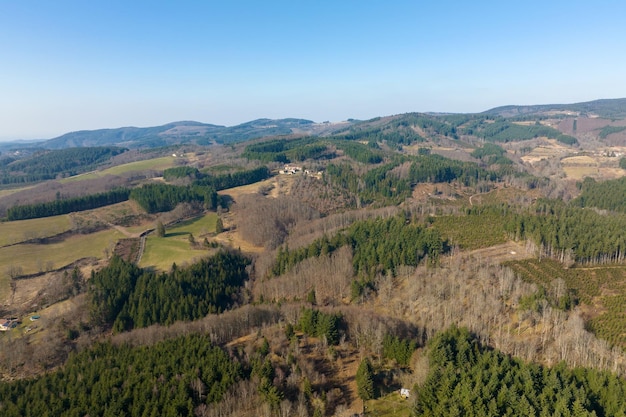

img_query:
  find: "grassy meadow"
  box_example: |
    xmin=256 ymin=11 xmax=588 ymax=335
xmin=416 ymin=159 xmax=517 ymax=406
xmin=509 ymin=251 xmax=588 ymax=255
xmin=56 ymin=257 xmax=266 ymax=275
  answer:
xmin=139 ymin=213 xmax=218 ymax=271
xmin=0 ymin=228 xmax=123 ymax=301
xmin=0 ymin=228 xmax=123 ymax=275
xmin=0 ymin=215 xmax=72 ymax=247
xmin=60 ymin=156 xmax=176 ymax=182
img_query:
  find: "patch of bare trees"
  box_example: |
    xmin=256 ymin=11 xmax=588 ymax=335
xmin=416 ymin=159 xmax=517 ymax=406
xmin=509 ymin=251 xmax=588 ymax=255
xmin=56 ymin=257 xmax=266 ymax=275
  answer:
xmin=290 ymin=176 xmax=356 ymax=215
xmin=388 ymin=256 xmax=626 ymax=376
xmin=253 ymin=246 xmax=353 ymax=304
xmin=0 ymin=175 xmax=131 ymax=218
xmin=235 ymin=194 xmax=320 ymax=249
xmin=110 ymin=304 xmax=283 ymax=348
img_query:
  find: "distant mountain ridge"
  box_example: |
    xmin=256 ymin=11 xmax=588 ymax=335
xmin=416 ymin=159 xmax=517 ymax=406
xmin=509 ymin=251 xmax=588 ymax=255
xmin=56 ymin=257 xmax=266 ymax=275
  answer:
xmin=43 ymin=121 xmax=222 ymax=149
xmin=42 ymin=119 xmax=323 ymax=149
xmin=484 ymin=98 xmax=626 ymax=119
xmin=2 ymin=97 xmax=625 ymax=151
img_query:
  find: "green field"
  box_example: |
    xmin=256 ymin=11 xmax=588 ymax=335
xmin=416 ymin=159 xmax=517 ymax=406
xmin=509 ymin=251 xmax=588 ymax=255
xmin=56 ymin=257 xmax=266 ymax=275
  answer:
xmin=61 ymin=156 xmax=176 ymax=182
xmin=0 ymin=215 xmax=72 ymax=247
xmin=0 ymin=228 xmax=123 ymax=300
xmin=139 ymin=213 xmax=218 ymax=271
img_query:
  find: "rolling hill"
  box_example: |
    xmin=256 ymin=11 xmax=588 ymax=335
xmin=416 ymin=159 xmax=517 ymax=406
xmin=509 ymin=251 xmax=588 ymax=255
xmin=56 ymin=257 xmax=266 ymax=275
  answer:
xmin=1 ymin=98 xmax=625 ymax=154
xmin=3 ymin=97 xmax=626 ymax=416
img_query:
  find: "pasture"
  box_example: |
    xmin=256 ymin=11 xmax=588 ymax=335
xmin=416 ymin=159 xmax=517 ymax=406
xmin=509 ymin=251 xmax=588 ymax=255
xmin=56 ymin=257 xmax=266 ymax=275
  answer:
xmin=0 ymin=215 xmax=72 ymax=247
xmin=138 ymin=213 xmax=218 ymax=271
xmin=561 ymin=155 xmax=599 ymax=179
xmin=0 ymin=185 xmax=36 ymax=198
xmin=0 ymin=228 xmax=123 ymax=302
xmin=61 ymin=156 xmax=176 ymax=182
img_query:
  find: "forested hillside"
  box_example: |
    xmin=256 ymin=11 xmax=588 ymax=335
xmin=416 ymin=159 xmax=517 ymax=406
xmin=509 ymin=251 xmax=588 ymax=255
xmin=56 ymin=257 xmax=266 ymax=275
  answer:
xmin=2 ymin=98 xmax=626 ymax=416
xmin=0 ymin=146 xmax=125 ymax=185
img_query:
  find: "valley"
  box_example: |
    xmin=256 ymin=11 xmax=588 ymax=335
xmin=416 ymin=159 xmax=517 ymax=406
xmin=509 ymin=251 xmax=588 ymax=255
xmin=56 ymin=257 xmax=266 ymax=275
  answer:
xmin=1 ymin=99 xmax=626 ymax=416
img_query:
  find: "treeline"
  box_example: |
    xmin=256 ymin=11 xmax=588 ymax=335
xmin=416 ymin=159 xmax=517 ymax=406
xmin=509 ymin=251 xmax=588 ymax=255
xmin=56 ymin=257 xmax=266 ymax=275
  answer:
xmin=271 ymin=216 xmax=446 ymax=280
xmin=164 ymin=165 xmax=271 ymax=190
xmin=89 ymin=251 xmax=250 ymax=332
xmin=6 ymin=164 xmax=269 ymax=219
xmin=0 ymin=146 xmax=125 ymax=184
xmin=450 ymin=200 xmax=626 ymax=264
xmin=6 ymin=188 xmax=130 ymax=221
xmin=0 ymin=334 xmax=241 ymax=416
xmin=195 ymin=166 xmax=271 ymax=190
xmin=573 ymin=176 xmax=626 ymax=213
xmin=509 ymin=199 xmax=626 ymax=263
xmin=242 ymin=137 xmax=327 ymax=163
xmin=413 ymin=326 xmax=626 ymax=416
xmin=487 ymin=121 xmax=577 ymax=145
xmin=129 ymin=183 xmax=218 ymax=213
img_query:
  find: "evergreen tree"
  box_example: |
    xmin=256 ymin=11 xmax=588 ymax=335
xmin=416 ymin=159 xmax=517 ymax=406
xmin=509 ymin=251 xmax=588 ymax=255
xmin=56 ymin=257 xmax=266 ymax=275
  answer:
xmin=356 ymin=358 xmax=375 ymax=401
xmin=156 ymin=220 xmax=165 ymax=237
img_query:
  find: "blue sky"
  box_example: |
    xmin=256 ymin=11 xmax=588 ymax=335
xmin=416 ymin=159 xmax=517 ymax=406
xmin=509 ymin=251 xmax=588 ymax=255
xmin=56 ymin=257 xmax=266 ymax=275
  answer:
xmin=1 ymin=0 xmax=625 ymax=140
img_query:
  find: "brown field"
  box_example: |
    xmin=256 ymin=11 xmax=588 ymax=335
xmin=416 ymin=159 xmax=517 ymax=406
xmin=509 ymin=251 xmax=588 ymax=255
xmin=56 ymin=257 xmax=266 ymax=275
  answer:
xmin=0 ymin=185 xmax=36 ymax=198
xmin=520 ymin=143 xmax=570 ymax=165
xmin=561 ymin=155 xmax=599 ymax=179
xmin=470 ymin=185 xmax=541 ymax=206
xmin=562 ymin=166 xmax=598 ymax=180
xmin=71 ymin=200 xmax=153 ymax=234
xmin=218 ymin=175 xmax=295 ymax=200
xmin=561 ymin=155 xmax=597 ymax=166
xmin=460 ymin=241 xmax=533 ymax=264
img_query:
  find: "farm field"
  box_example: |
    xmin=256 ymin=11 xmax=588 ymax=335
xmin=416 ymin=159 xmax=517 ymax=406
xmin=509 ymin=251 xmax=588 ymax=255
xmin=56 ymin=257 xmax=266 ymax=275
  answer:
xmin=0 ymin=185 xmax=36 ymax=198
xmin=520 ymin=143 xmax=570 ymax=165
xmin=60 ymin=156 xmax=176 ymax=182
xmin=138 ymin=213 xmax=218 ymax=271
xmin=561 ymin=155 xmax=599 ymax=179
xmin=0 ymin=228 xmax=123 ymax=302
xmin=71 ymin=200 xmax=151 ymax=235
xmin=562 ymin=166 xmax=599 ymax=179
xmin=0 ymin=215 xmax=72 ymax=247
